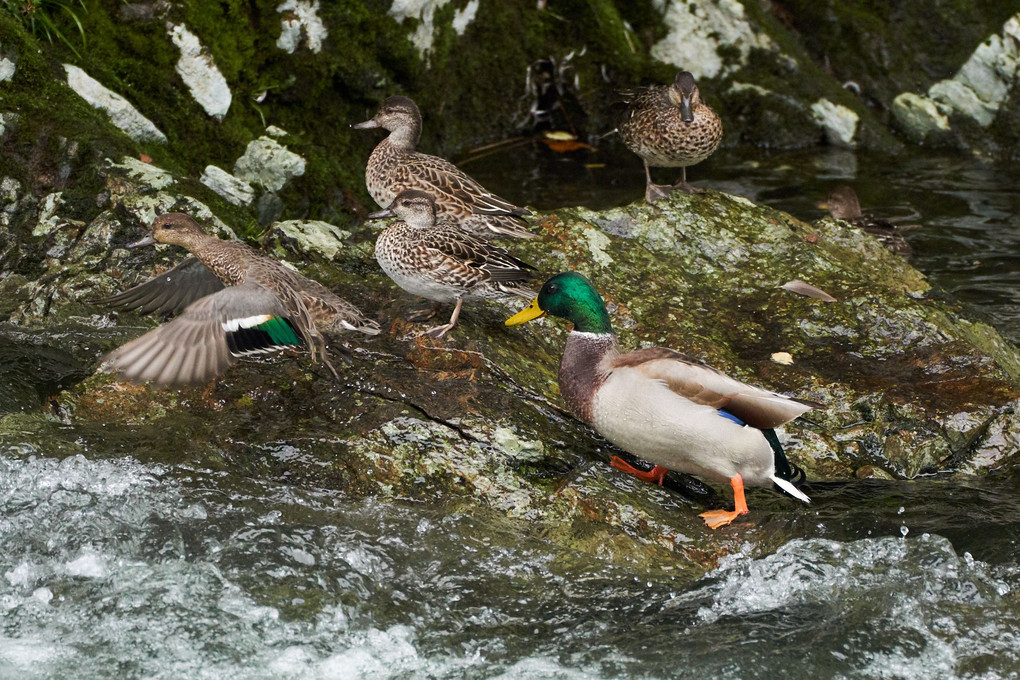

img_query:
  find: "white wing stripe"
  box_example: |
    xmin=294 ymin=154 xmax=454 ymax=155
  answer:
xmin=222 ymin=315 xmax=273 ymax=332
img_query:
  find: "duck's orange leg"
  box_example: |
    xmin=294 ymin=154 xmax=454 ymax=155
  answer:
xmin=698 ymin=474 xmax=749 ymax=529
xmin=609 ymin=456 xmax=669 ymax=485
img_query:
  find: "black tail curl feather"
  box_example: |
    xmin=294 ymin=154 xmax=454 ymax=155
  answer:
xmin=763 ymin=428 xmax=806 ymax=487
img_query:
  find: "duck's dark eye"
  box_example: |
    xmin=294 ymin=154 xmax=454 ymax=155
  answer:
xmin=547 ymin=283 xmax=559 ymax=294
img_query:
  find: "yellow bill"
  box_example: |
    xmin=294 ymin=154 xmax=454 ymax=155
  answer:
xmin=505 ymin=298 xmax=546 ymax=326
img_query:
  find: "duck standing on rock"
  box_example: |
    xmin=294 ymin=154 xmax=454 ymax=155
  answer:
xmin=506 ymin=272 xmax=814 ymax=529
xmin=101 ymin=213 xmax=380 ymax=385
xmin=353 ymin=95 xmax=535 ymax=239
xmin=619 ymin=71 xmax=723 ymax=203
xmin=826 ymin=185 xmax=918 ymax=257
xmin=370 ymin=190 xmax=536 ymax=338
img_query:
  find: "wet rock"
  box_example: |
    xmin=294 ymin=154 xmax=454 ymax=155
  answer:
xmin=810 ymin=99 xmax=858 ymax=148
xmin=890 ymin=11 xmax=1020 ymax=145
xmin=267 ymin=220 xmax=350 ymax=261
xmin=650 ymin=0 xmax=780 ymax=80
xmin=927 ymin=14 xmax=1020 ymax=127
xmin=389 ymin=0 xmax=479 ymax=61
xmin=891 ymin=92 xmax=953 ymax=143
xmin=0 ymin=41 xmax=15 ymax=82
xmin=2 ymin=155 xmax=1019 ymax=570
xmin=108 ymin=157 xmax=175 ymax=191
xmin=0 ymin=112 xmax=17 ymax=139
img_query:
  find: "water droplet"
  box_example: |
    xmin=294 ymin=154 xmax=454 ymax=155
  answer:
xmin=900 ymin=525 xmax=909 ymax=538
xmin=897 ymin=506 xmax=905 ymax=515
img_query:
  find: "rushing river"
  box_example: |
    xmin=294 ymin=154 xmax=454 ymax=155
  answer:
xmin=2 ymin=144 xmax=1019 ymax=678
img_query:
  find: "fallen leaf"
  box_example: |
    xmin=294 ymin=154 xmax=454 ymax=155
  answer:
xmin=771 ymin=352 xmax=794 ymax=365
xmin=803 ymin=233 xmax=819 ymax=244
xmin=139 ymin=154 xmax=152 ymax=164
xmin=781 ymin=279 xmax=837 ymax=302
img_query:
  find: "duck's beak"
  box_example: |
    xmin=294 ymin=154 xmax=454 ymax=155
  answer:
xmin=505 ymin=298 xmax=546 ymax=325
xmin=126 ymin=235 xmax=157 ymax=248
xmin=367 ymin=207 xmax=394 ymax=220
xmin=679 ymin=92 xmax=693 ymax=123
xmin=352 ymin=119 xmax=380 ymax=130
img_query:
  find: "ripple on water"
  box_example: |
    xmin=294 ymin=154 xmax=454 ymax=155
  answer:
xmin=661 ymin=534 xmax=1019 ymax=679
xmin=2 ymin=449 xmax=1020 ymax=679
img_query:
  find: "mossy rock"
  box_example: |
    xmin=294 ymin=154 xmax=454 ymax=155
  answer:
xmin=3 ymin=154 xmax=1019 ymax=576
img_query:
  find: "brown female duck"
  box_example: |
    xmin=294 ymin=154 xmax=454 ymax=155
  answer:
xmin=353 ymin=95 xmax=535 ymax=239
xmin=826 ymin=186 xmax=918 ymax=257
xmin=619 ymin=71 xmax=723 ymax=202
xmin=102 ymin=213 xmax=379 ymax=385
xmin=369 ymin=190 xmax=535 ymax=338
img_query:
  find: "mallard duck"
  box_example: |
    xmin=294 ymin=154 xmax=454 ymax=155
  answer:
xmin=369 ymin=190 xmax=536 ymax=338
xmin=353 ymin=95 xmax=535 ymax=239
xmin=101 ymin=213 xmax=380 ymax=385
xmin=826 ymin=186 xmax=918 ymax=257
xmin=506 ymin=272 xmax=814 ymax=529
xmin=618 ymin=71 xmax=723 ymax=203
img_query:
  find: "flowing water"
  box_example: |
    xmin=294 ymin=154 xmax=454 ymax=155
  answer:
xmin=2 ymin=145 xmax=1019 ymax=678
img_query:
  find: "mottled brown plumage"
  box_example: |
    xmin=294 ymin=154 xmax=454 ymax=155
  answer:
xmin=619 ymin=71 xmax=722 ymax=202
xmin=101 ymin=213 xmax=379 ymax=385
xmin=826 ymin=186 xmax=918 ymax=257
xmin=369 ymin=190 xmax=535 ymax=338
xmin=353 ymin=96 xmax=535 ymax=239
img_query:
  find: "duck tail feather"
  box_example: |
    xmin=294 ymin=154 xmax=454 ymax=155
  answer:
xmin=771 ymin=475 xmax=810 ymax=503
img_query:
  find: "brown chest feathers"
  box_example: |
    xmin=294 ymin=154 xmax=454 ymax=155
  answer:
xmin=558 ymin=332 xmax=617 ymax=423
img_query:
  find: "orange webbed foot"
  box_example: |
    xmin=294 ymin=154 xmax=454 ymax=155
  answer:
xmin=698 ymin=508 xmax=748 ymax=529
xmin=699 ymin=474 xmax=750 ymax=529
xmin=609 ymin=456 xmax=669 ymax=485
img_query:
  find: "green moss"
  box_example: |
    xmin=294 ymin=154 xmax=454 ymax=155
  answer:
xmin=767 ymin=0 xmax=1018 ymax=115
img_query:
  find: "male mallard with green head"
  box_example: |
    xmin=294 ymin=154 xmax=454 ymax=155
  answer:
xmin=369 ymin=190 xmax=536 ymax=338
xmin=506 ymin=272 xmax=813 ymax=529
xmin=619 ymin=71 xmax=722 ymax=203
xmin=101 ymin=213 xmax=380 ymax=385
xmin=353 ymin=95 xmax=535 ymax=239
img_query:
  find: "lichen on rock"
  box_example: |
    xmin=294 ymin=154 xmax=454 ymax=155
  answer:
xmin=63 ymin=65 xmax=167 ymax=143
xmin=233 ymin=136 xmax=307 ymax=193
xmin=168 ymin=23 xmax=232 ymax=121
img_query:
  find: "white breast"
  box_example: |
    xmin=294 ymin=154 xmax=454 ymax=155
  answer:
xmin=590 ymin=369 xmax=775 ymax=486
xmin=375 ymin=239 xmax=460 ymax=304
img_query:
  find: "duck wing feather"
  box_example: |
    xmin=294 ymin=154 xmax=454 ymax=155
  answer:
xmin=101 ymin=257 xmax=225 ymax=315
xmin=418 ymin=229 xmax=535 ymax=284
xmin=612 ymin=347 xmax=819 ymax=429
xmin=404 ymin=153 xmax=530 ymax=217
xmin=103 ymin=283 xmax=291 ymax=386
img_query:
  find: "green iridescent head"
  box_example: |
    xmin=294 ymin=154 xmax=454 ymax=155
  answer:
xmin=506 ymin=272 xmax=614 ymax=334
